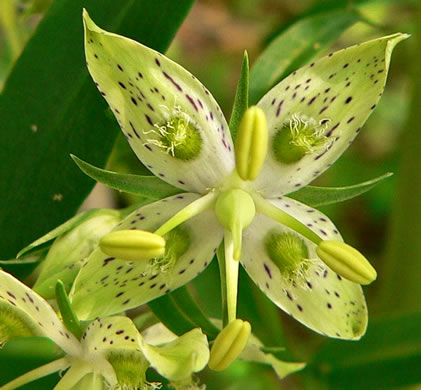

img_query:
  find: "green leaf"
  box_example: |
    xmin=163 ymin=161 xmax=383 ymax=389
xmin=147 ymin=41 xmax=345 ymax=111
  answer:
xmin=311 ymin=313 xmax=421 ymax=389
xmin=0 ymin=337 xmax=63 ymax=388
xmin=17 ymin=209 xmax=116 ymax=258
xmin=0 ymin=254 xmax=44 ymax=280
xmin=148 ymin=294 xmax=196 ymax=337
xmin=0 ymin=0 xmax=194 ymax=259
xmin=71 ymin=155 xmax=182 ymax=199
xmin=376 ymin=8 xmax=421 ymax=314
xmin=288 ymin=173 xmax=393 ymax=207
xmin=229 ymin=51 xmax=249 ymax=141
xmin=249 ymin=9 xmax=359 ymax=104
xmin=170 ymin=286 xmax=220 ymax=339
xmin=55 ymin=280 xmax=82 ymax=340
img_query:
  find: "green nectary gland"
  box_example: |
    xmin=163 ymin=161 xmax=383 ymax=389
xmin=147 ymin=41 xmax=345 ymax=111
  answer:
xmin=272 ymin=114 xmax=329 ymax=164
xmin=150 ymin=225 xmax=191 ymax=272
xmin=0 ymin=303 xmax=39 ymax=345
xmin=264 ymin=230 xmax=310 ymax=280
xmin=157 ymin=116 xmax=202 ymax=161
xmin=107 ymin=349 xmax=149 ymax=389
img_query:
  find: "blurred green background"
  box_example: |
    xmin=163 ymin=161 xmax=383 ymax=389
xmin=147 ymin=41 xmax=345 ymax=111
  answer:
xmin=1 ymin=0 xmax=421 ymax=388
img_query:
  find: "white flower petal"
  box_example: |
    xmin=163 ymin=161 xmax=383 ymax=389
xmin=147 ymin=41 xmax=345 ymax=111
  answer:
xmin=82 ymin=316 xmax=142 ymax=354
xmin=71 ymin=194 xmax=223 ymax=320
xmin=139 ymin=328 xmax=209 ymax=381
xmin=83 ymin=11 xmax=234 ymax=193
xmin=254 ymin=33 xmax=407 ymax=196
xmin=0 ymin=270 xmax=81 ymax=355
xmin=240 ymin=199 xmax=367 ymax=339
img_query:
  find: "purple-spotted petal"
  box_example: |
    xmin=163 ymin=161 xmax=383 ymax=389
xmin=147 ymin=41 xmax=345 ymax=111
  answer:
xmin=82 ymin=316 xmax=142 ymax=354
xmin=241 ymin=198 xmax=367 ymax=339
xmin=83 ymin=11 xmax=234 ymax=193
xmin=254 ymin=33 xmax=407 ymax=196
xmin=0 ymin=270 xmax=81 ymax=355
xmin=70 ymin=194 xmax=223 ymax=320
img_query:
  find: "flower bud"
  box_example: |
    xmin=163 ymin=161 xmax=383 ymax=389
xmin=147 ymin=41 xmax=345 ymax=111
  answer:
xmin=100 ymin=230 xmax=165 ymax=261
xmin=235 ymin=106 xmax=268 ymax=181
xmin=34 ymin=210 xmax=120 ymax=299
xmin=208 ymin=319 xmax=251 ymax=371
xmin=316 ymin=240 xmax=377 ymax=285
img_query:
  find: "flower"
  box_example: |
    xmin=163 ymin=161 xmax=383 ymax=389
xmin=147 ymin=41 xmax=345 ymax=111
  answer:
xmin=71 ymin=10 xmax=407 ymax=340
xmin=0 ymin=270 xmax=209 ymax=389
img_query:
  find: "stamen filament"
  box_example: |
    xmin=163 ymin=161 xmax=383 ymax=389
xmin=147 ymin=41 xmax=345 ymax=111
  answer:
xmin=154 ymin=191 xmax=217 ymax=236
xmin=253 ymin=194 xmax=322 ymax=245
xmin=0 ymin=357 xmax=70 ymax=390
xmin=224 ymin=230 xmax=239 ymax=323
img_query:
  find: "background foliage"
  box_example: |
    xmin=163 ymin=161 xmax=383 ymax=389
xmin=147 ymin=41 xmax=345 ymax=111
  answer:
xmin=1 ymin=0 xmax=420 ymax=388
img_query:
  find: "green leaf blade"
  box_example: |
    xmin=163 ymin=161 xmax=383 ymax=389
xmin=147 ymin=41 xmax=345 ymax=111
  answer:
xmin=288 ymin=173 xmax=393 ymax=207
xmin=249 ymin=9 xmax=359 ymax=104
xmin=71 ymin=155 xmax=182 ymax=199
xmin=0 ymin=0 xmax=194 ymax=259
xmin=312 ymin=313 xmax=421 ymax=389
xmin=229 ymin=51 xmax=249 ymax=141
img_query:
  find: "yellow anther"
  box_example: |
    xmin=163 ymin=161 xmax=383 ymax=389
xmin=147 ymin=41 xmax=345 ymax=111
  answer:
xmin=208 ymin=319 xmax=251 ymax=371
xmin=100 ymin=230 xmax=165 ymax=261
xmin=235 ymin=106 xmax=268 ymax=181
xmin=316 ymin=241 xmax=377 ymax=285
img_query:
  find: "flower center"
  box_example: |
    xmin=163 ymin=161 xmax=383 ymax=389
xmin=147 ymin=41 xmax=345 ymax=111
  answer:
xmin=147 ymin=111 xmax=202 ymax=160
xmin=272 ymin=113 xmax=331 ymax=164
xmin=264 ymin=230 xmax=311 ymax=282
xmin=0 ymin=303 xmax=38 ymax=345
xmin=149 ymin=225 xmax=191 ymax=273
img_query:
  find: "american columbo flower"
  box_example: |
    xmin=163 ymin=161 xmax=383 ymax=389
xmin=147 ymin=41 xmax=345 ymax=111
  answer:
xmin=0 ymin=270 xmax=209 ymax=389
xmin=70 ymin=10 xmax=407 ymax=340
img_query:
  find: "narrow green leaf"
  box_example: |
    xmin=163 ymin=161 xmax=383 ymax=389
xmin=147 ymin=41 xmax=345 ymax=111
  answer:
xmin=376 ymin=7 xmax=421 ymax=314
xmin=288 ymin=173 xmax=393 ymax=207
xmin=71 ymin=155 xmax=182 ymax=199
xmin=229 ymin=51 xmax=249 ymax=141
xmin=0 ymin=0 xmax=194 ymax=259
xmin=0 ymin=255 xmax=44 ymax=281
xmin=249 ymin=9 xmax=359 ymax=104
xmin=55 ymin=280 xmax=82 ymax=340
xmin=311 ymin=313 xmax=421 ymax=389
xmin=170 ymin=286 xmax=220 ymax=339
xmin=0 ymin=337 xmax=63 ymax=388
xmin=148 ymin=294 xmax=196 ymax=337
xmin=17 ymin=208 xmax=115 ymax=258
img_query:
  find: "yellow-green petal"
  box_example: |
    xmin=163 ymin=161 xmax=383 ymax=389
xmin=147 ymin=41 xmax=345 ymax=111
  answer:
xmin=255 ymin=33 xmax=408 ymax=197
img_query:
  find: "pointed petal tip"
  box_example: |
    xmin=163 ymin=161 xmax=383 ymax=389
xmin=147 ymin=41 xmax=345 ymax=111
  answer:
xmin=82 ymin=9 xmax=103 ymax=35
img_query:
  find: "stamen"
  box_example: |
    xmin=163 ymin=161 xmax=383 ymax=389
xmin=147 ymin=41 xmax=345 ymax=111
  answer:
xmin=316 ymin=240 xmax=377 ymax=284
xmin=253 ymin=194 xmax=322 ymax=245
xmin=224 ymin=230 xmax=240 ymax=323
xmin=154 ymin=192 xmax=217 ymax=237
xmin=209 ymin=319 xmax=251 ymax=371
xmin=148 ymin=225 xmax=191 ymax=276
xmin=100 ymin=230 xmax=166 ymax=262
xmin=235 ymin=106 xmax=268 ymax=181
